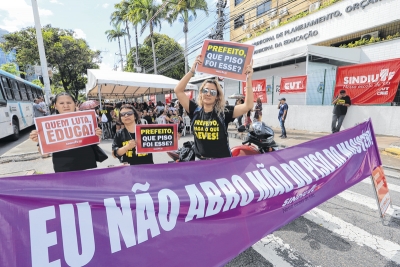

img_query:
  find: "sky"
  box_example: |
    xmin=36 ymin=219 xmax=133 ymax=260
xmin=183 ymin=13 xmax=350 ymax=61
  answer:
xmin=0 ymin=0 xmax=230 ymax=72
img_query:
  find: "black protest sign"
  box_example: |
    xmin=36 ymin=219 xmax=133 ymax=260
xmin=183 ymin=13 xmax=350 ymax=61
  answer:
xmin=135 ymin=124 xmax=178 ymax=153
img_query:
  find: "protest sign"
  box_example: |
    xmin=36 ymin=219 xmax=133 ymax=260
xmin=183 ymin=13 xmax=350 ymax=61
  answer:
xmin=34 ymin=110 xmax=99 ymax=154
xmin=135 ymin=124 xmax=178 ymax=153
xmin=371 ymin=166 xmax=392 ymax=217
xmin=242 ymin=79 xmax=267 ymax=103
xmin=334 ymin=58 xmax=400 ymax=104
xmin=0 ymin=119 xmax=382 ymax=267
xmin=197 ymin=40 xmax=254 ymax=81
xmin=280 ymin=75 xmax=307 ymax=94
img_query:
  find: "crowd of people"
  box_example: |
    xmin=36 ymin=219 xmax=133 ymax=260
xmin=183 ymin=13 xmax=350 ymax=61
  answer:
xmin=28 ymin=54 xmax=351 ymax=173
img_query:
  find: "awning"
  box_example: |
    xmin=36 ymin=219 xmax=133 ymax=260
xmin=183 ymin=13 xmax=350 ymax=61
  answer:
xmin=253 ymin=45 xmax=361 ymax=68
xmin=86 ymin=69 xmax=197 ymax=99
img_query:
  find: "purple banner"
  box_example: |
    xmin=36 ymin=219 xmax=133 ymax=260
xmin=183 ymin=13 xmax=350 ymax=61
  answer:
xmin=0 ymin=119 xmax=381 ymax=267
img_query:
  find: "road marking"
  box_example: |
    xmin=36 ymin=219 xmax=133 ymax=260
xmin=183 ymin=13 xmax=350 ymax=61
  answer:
xmin=338 ymin=190 xmax=400 ymax=219
xmin=360 ymin=178 xmax=400 ymax=193
xmin=253 ymin=234 xmax=317 ymax=267
xmin=304 ymin=208 xmax=400 ymax=265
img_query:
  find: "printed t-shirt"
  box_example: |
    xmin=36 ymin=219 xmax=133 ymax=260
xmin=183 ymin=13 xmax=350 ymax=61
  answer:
xmin=143 ymin=115 xmax=153 ymax=124
xmin=112 ymin=128 xmax=154 ymax=165
xmin=100 ymin=107 xmax=113 ymax=122
xmin=52 ymin=146 xmax=97 ymax=173
xmin=188 ymin=101 xmax=234 ymax=158
xmin=333 ymin=95 xmax=351 ymax=116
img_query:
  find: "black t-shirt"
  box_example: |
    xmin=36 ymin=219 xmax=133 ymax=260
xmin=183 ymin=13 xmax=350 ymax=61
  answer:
xmin=333 ymin=95 xmax=351 ymax=116
xmin=189 ymin=101 xmax=234 ymax=158
xmin=112 ymin=128 xmax=154 ymax=165
xmin=100 ymin=107 xmax=113 ymax=122
xmin=143 ymin=115 xmax=153 ymax=124
xmin=52 ymin=146 xmax=97 ymax=173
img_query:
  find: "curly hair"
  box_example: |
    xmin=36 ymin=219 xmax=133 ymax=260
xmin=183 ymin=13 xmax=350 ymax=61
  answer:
xmin=196 ymin=79 xmax=226 ymax=115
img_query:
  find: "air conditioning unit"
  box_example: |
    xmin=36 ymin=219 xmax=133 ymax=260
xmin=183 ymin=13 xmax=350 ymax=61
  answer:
xmin=251 ymin=23 xmax=258 ymax=29
xmin=258 ymin=18 xmax=265 ymax=25
xmin=267 ymin=9 xmax=277 ymax=18
xmin=279 ymin=7 xmax=288 ymax=16
xmin=309 ymin=2 xmax=320 ymax=12
xmin=270 ymin=19 xmax=280 ymax=29
xmin=242 ymin=24 xmax=248 ymax=31
xmin=361 ymin=31 xmax=379 ymax=40
xmin=246 ymin=33 xmax=252 ymax=38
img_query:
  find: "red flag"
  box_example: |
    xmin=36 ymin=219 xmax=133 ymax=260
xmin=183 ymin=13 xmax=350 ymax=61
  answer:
xmin=334 ymin=58 xmax=400 ymax=104
xmin=280 ymin=75 xmax=307 ymax=94
xmin=242 ymin=79 xmax=267 ymax=103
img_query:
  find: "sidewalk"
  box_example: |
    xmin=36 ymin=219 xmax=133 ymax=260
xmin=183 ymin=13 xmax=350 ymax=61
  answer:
xmin=227 ymin=125 xmax=400 ymax=156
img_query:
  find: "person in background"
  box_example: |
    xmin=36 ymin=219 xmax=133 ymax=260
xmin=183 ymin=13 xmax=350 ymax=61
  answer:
xmin=39 ymin=97 xmax=49 ymax=115
xmin=235 ymin=98 xmax=245 ymax=126
xmin=143 ymin=110 xmax=153 ymax=124
xmin=156 ymin=101 xmax=165 ymax=113
xmin=148 ymin=110 xmax=156 ymax=124
xmin=33 ymin=98 xmax=46 ymax=118
xmin=101 ymin=102 xmax=114 ymax=138
xmin=245 ymin=108 xmax=252 ymax=129
xmin=225 ymin=100 xmax=229 ymax=106
xmin=29 ymin=92 xmax=102 ymax=173
xmin=254 ymin=97 xmax=263 ymax=122
xmin=278 ymin=97 xmax=288 ymax=139
xmin=112 ymin=104 xmax=154 ymax=165
xmin=113 ymin=102 xmax=123 ymax=132
xmin=174 ymin=55 xmax=254 ymax=159
xmin=331 ymin=89 xmax=351 ymax=133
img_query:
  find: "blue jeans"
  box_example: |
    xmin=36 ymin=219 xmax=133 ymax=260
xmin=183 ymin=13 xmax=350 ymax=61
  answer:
xmin=279 ymin=117 xmax=286 ymax=136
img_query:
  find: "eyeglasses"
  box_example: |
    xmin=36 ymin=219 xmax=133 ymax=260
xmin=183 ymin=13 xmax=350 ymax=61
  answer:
xmin=120 ymin=111 xmax=134 ymax=117
xmin=201 ymin=88 xmax=218 ymax=96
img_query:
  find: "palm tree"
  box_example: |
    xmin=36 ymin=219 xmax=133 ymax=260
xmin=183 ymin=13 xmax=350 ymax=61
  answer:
xmin=167 ymin=0 xmax=208 ymax=72
xmin=105 ymin=23 xmax=127 ymax=71
xmin=128 ymin=0 xmax=164 ymax=74
xmin=110 ymin=1 xmax=132 ymax=51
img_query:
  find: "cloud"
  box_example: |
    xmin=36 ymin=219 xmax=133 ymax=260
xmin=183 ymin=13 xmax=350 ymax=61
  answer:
xmin=102 ymin=3 xmax=110 ymax=8
xmin=73 ymin=29 xmax=86 ymax=39
xmin=0 ymin=0 xmax=53 ymax=32
xmin=177 ymin=38 xmax=185 ymax=45
xmin=49 ymin=0 xmax=64 ymax=5
xmin=99 ymin=62 xmax=114 ymax=71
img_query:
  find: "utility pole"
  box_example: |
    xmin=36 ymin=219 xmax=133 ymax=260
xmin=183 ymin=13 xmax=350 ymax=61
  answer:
xmin=31 ymin=0 xmax=51 ymax=104
xmin=210 ymin=0 xmax=227 ymax=40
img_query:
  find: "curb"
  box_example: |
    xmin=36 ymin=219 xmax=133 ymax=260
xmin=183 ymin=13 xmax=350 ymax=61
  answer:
xmin=0 ymin=151 xmax=39 ymax=159
xmin=383 ymin=147 xmax=400 ymax=157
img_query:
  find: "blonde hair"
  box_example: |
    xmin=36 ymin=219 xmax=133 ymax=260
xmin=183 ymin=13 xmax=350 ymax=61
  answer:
xmin=196 ymin=79 xmax=226 ymax=115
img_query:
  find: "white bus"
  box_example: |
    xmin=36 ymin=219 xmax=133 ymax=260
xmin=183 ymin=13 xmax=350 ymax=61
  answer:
xmin=0 ymin=69 xmax=44 ymax=140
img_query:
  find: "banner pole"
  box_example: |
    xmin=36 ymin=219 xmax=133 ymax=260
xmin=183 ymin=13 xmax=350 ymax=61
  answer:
xmin=370 ymin=175 xmax=385 ymax=225
xmin=271 ymin=76 xmax=274 ymax=105
xmin=322 ymin=69 xmax=326 ymax=105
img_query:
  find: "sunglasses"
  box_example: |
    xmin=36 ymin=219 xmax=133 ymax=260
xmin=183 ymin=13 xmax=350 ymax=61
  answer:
xmin=201 ymin=88 xmax=218 ymax=96
xmin=120 ymin=111 xmax=135 ymax=117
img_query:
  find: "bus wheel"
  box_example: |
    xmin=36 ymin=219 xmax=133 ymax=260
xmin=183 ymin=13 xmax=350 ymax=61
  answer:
xmin=9 ymin=119 xmax=20 ymax=141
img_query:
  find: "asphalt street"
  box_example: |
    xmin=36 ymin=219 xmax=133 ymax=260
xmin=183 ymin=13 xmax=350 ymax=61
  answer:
xmin=0 ymin=125 xmax=34 ymax=156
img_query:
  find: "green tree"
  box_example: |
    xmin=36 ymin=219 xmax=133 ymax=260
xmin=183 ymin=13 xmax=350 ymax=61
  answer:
xmin=166 ymin=0 xmax=208 ymax=72
xmin=111 ymin=1 xmax=132 ymax=51
xmin=0 ymin=25 xmax=100 ymax=99
xmin=0 ymin=62 xmax=21 ymax=76
xmin=105 ymin=23 xmax=127 ymax=71
xmin=126 ymin=33 xmax=185 ymax=79
xmin=128 ymin=0 xmax=165 ymax=74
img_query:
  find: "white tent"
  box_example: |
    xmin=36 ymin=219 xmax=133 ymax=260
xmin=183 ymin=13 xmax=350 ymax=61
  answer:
xmin=85 ymin=69 xmax=197 ymax=99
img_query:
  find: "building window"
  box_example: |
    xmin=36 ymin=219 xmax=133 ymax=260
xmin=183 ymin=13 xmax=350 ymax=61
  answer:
xmin=257 ymin=1 xmax=272 ymax=16
xmin=234 ymin=15 xmax=245 ymax=29
xmin=235 ymin=0 xmax=244 ymax=6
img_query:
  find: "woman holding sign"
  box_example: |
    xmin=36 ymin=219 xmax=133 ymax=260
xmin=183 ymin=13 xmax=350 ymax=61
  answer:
xmin=112 ymin=104 xmax=154 ymax=165
xmin=29 ymin=92 xmax=103 ymax=173
xmin=174 ymin=55 xmax=254 ymax=159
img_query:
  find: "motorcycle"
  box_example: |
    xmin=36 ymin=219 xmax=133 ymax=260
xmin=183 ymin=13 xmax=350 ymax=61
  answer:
xmin=167 ymin=121 xmax=279 ymax=162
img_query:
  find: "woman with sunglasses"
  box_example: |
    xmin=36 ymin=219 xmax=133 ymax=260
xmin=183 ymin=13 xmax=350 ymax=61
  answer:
xmin=29 ymin=92 xmax=103 ymax=173
xmin=174 ymin=55 xmax=254 ymax=159
xmin=112 ymin=104 xmax=154 ymax=165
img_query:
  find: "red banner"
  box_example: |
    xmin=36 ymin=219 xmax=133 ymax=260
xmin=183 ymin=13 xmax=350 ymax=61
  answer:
xmin=34 ymin=110 xmax=99 ymax=154
xmin=165 ymin=93 xmax=172 ymax=104
xmin=280 ymin=75 xmax=307 ymax=94
xmin=185 ymin=91 xmax=193 ymax=99
xmin=242 ymin=79 xmax=267 ymax=103
xmin=371 ymin=166 xmax=392 ymax=217
xmin=135 ymin=124 xmax=178 ymax=153
xmin=334 ymin=58 xmax=400 ymax=104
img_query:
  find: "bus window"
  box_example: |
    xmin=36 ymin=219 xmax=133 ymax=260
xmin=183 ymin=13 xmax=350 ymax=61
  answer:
xmin=11 ymin=80 xmax=21 ymax=100
xmin=26 ymin=85 xmax=33 ymax=100
xmin=18 ymin=82 xmax=29 ymax=101
xmin=1 ymin=76 xmax=14 ymax=100
xmin=0 ymin=83 xmax=6 ymax=102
